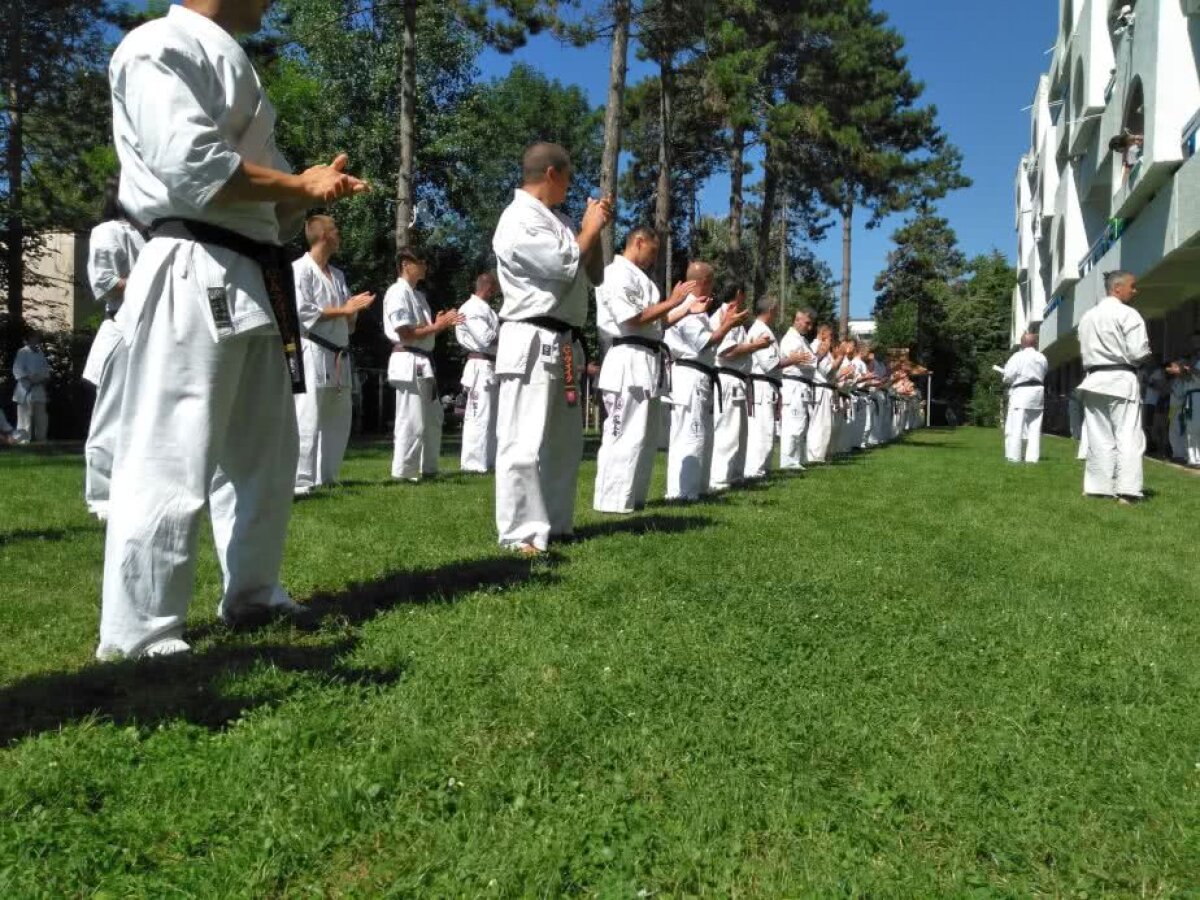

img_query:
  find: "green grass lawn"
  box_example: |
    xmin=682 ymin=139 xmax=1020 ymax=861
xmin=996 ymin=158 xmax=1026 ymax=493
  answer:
xmin=1 ymin=428 xmax=1198 ymax=896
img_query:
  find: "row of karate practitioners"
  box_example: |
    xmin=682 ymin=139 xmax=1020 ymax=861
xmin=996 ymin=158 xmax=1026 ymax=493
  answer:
xmin=86 ymin=0 xmax=926 ymax=659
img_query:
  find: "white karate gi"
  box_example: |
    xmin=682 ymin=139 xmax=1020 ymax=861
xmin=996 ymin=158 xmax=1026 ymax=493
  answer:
xmin=12 ymin=344 xmax=50 ymax=442
xmin=710 ymin=305 xmax=751 ymax=491
xmin=1173 ymin=354 xmax=1200 ymax=466
xmin=593 ymin=256 xmax=671 ymax=512
xmin=99 ymin=4 xmax=302 ymax=658
xmin=807 ymin=352 xmax=836 ymax=463
xmin=456 ymin=294 xmax=500 ymax=473
xmin=492 ymin=188 xmax=589 ymax=550
xmin=778 ymin=328 xmax=814 ymax=469
xmin=83 ymin=219 xmax=145 ymax=516
xmin=869 ymin=360 xmax=891 ymax=446
xmin=664 ymin=301 xmax=717 ymax=501
xmin=293 ymin=253 xmax=353 ymax=493
xmin=1077 ymin=296 xmax=1151 ymax=497
xmin=1001 ymin=345 xmax=1048 ymax=463
xmin=744 ymin=319 xmax=780 ymax=480
xmin=384 ymin=278 xmax=442 ymax=480
xmin=850 ymin=358 xmax=870 ymax=450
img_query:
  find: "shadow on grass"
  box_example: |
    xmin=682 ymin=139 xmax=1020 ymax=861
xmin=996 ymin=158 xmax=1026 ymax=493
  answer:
xmin=569 ymin=513 xmax=714 ymax=543
xmin=0 ymin=523 xmax=103 ymax=548
xmin=0 ymin=556 xmax=555 ymax=745
xmin=0 ymin=639 xmax=397 ymax=746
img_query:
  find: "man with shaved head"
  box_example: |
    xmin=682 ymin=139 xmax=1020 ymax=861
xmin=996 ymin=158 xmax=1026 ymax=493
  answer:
xmin=663 ymin=263 xmax=746 ymax=500
xmin=778 ymin=308 xmax=818 ymax=469
xmin=744 ymin=296 xmax=783 ymax=480
xmin=593 ymin=227 xmax=696 ymax=513
xmin=491 ymin=142 xmax=613 ymax=553
xmin=293 ymin=214 xmax=376 ymax=494
xmin=1077 ymin=271 xmax=1151 ymax=502
xmin=1000 ymin=331 xmax=1048 ymax=463
xmin=456 ymin=272 xmax=503 ymax=473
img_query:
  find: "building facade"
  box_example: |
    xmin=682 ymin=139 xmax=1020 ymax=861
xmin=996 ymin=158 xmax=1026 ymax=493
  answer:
xmin=1015 ymin=0 xmax=1200 ymax=430
xmin=24 ymin=231 xmax=94 ymax=334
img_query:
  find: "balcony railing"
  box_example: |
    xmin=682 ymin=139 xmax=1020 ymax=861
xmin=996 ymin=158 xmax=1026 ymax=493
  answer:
xmin=1043 ymin=294 xmax=1064 ymax=318
xmin=1078 ymin=217 xmax=1128 ymax=278
xmin=1183 ymin=108 xmax=1200 ymax=159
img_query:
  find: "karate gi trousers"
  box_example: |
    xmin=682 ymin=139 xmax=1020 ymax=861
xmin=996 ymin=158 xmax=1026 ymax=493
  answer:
xmin=1004 ymin=405 xmax=1043 ymax=463
xmin=82 ymin=320 xmax=127 ymax=517
xmin=1168 ymin=402 xmax=1187 ymax=461
xmin=666 ymin=367 xmax=714 ymax=501
xmin=594 ymin=388 xmax=660 ymax=513
xmin=779 ymin=381 xmax=810 ymax=469
xmin=460 ymin=360 xmax=498 ymax=473
xmin=744 ymin=382 xmax=778 ymax=480
xmin=294 ymin=384 xmax=352 ymax=492
xmin=807 ymin=389 xmax=834 ymax=463
xmin=16 ymin=402 xmax=48 ymax=442
xmin=99 ymin=240 xmax=298 ymax=658
xmin=391 ymin=382 xmax=442 ymax=480
xmin=1081 ymin=392 xmax=1144 ymax=498
xmin=494 ymin=336 xmax=584 ymax=551
xmin=710 ymin=376 xmax=749 ymax=491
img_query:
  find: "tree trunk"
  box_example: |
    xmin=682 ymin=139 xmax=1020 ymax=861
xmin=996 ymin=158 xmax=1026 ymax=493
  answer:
xmin=394 ymin=0 xmax=417 ymax=259
xmin=728 ymin=124 xmax=745 ymax=257
xmin=654 ymin=52 xmax=673 ymax=292
xmin=839 ymin=200 xmax=853 ymax=338
xmin=752 ymin=144 xmax=777 ymax=300
xmin=599 ymin=0 xmax=630 ymax=264
xmin=778 ymin=187 xmax=788 ymax=321
xmin=5 ymin=1 xmax=24 ymax=347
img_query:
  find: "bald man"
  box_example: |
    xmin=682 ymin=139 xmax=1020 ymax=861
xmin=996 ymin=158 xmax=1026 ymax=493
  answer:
xmin=593 ymin=227 xmax=696 ymax=513
xmin=492 ymin=142 xmax=612 ymax=553
xmin=778 ymin=308 xmax=817 ymax=469
xmin=1001 ymin=332 xmax=1048 ymax=464
xmin=663 ymin=262 xmax=743 ymax=500
xmin=1078 ymin=271 xmax=1151 ymax=501
xmin=293 ymin=214 xmax=375 ymax=494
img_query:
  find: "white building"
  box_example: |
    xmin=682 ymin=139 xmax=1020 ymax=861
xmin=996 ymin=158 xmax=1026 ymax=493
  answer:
xmin=1015 ymin=0 xmax=1200 ymax=429
xmin=848 ymin=318 xmax=876 ymax=341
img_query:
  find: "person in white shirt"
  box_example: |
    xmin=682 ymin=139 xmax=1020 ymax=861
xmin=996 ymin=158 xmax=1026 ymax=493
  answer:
xmin=866 ymin=347 xmax=891 ymax=446
xmin=1077 ymin=271 xmax=1152 ymax=502
xmin=806 ymin=324 xmax=843 ymax=463
xmin=384 ymin=249 xmax=462 ymax=482
xmin=492 ymin=142 xmax=613 ymax=554
xmin=456 ymin=272 xmax=502 ymax=473
xmin=777 ymin=309 xmax=818 ymax=469
xmin=1001 ymin=332 xmax=1049 ymax=463
xmin=1165 ymin=333 xmax=1200 ymax=468
xmin=593 ymin=227 xmax=696 ymax=513
xmin=12 ymin=330 xmax=51 ymax=443
xmin=82 ymin=177 xmax=146 ymax=517
xmin=293 ymin=214 xmax=375 ymax=494
xmin=663 ymin=261 xmax=740 ymax=501
xmin=744 ymin=297 xmax=783 ymax=480
xmin=709 ymin=288 xmax=770 ymax=491
xmin=97 ymin=0 xmax=368 ymax=660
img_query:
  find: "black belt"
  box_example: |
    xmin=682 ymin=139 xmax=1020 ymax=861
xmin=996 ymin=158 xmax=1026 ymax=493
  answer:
xmin=717 ymin=366 xmax=755 ymax=415
xmin=1085 ymin=364 xmax=1137 ymax=375
xmin=466 ymin=352 xmax=496 ymax=362
xmin=750 ymin=373 xmax=783 ymax=390
xmin=1010 ymin=379 xmax=1043 ymax=389
xmin=392 ymin=343 xmax=437 ymax=382
xmin=612 ymin=335 xmax=666 ymax=353
xmin=674 ymin=358 xmax=722 ymax=412
xmin=150 ymin=217 xmax=305 ymax=393
xmin=501 ymin=316 xmax=587 ymax=366
xmin=307 ymin=331 xmax=352 ymax=387
xmin=781 ymin=374 xmax=815 ymax=386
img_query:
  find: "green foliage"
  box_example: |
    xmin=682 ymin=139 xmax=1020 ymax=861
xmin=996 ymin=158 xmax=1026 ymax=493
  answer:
xmin=2 ymin=431 xmax=1200 ymax=894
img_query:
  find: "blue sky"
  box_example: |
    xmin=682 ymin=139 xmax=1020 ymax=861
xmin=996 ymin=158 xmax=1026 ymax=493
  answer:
xmin=478 ymin=0 xmax=1058 ymax=316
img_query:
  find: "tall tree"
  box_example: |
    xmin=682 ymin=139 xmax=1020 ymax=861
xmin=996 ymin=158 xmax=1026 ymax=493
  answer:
xmin=599 ymin=0 xmax=632 ymax=263
xmin=806 ymin=0 xmax=968 ymax=336
xmin=1 ymin=0 xmax=114 ymax=350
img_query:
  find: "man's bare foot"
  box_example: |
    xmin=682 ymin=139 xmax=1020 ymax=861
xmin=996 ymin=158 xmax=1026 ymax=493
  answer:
xmin=515 ymin=542 xmax=543 ymax=558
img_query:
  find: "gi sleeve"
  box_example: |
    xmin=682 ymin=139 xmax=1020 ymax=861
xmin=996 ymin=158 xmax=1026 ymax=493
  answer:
xmin=389 ymin=284 xmax=419 ymax=331
xmin=461 ymin=308 xmax=498 ymax=349
xmin=1001 ymin=353 xmax=1019 ymax=385
xmin=113 ymin=48 xmax=242 ymax=209
xmin=293 ymin=263 xmax=322 ymax=333
xmin=1123 ymin=314 xmax=1152 ymax=364
xmin=87 ymin=228 xmax=125 ymax=302
xmin=495 ymin=216 xmax=580 ymax=288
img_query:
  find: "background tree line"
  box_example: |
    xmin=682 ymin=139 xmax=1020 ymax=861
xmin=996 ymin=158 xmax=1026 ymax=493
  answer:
xmin=1 ymin=0 xmax=1012 ymax=434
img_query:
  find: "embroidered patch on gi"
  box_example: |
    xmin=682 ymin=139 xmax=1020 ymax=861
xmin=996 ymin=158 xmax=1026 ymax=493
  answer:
xmin=208 ymin=287 xmax=233 ymax=334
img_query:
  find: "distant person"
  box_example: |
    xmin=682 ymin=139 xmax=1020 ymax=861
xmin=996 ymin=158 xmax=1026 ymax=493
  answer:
xmin=1001 ymin=332 xmax=1048 ymax=463
xmin=293 ymin=214 xmax=376 ymax=495
xmin=710 ymin=287 xmax=766 ymax=492
xmin=1077 ymin=271 xmax=1151 ymax=502
xmin=455 ymin=272 xmax=502 ymax=473
xmin=777 ymin=308 xmax=818 ymax=470
xmin=384 ymin=249 xmax=462 ymax=482
xmin=744 ymin=296 xmax=782 ymax=481
xmin=12 ymin=329 xmax=50 ymax=443
xmin=83 ymin=175 xmax=145 ymax=517
xmin=1164 ymin=332 xmax=1200 ymax=468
